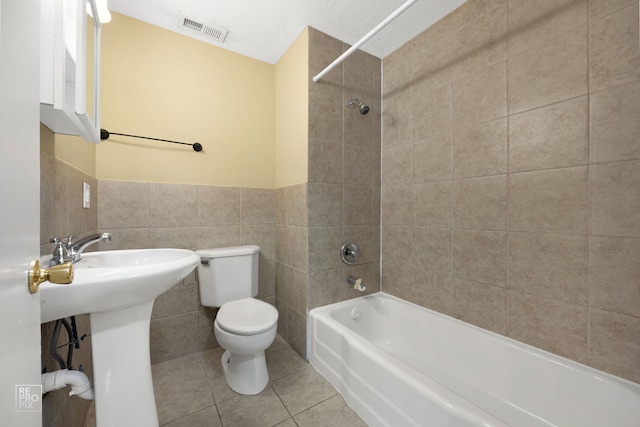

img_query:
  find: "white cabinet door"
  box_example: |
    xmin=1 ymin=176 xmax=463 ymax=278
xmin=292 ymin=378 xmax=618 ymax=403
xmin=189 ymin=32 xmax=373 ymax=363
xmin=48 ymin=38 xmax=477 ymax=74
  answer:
xmin=40 ymin=0 xmax=102 ymax=142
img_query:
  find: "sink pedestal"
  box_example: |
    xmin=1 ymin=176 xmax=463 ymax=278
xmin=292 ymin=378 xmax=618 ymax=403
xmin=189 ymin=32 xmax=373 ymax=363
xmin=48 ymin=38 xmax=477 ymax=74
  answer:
xmin=40 ymin=248 xmax=200 ymax=426
xmin=91 ymin=301 xmax=158 ymax=427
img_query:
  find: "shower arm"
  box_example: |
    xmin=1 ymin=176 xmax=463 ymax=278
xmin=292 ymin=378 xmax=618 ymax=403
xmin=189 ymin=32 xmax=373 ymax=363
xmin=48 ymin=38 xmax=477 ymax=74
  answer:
xmin=312 ymin=0 xmax=418 ymax=83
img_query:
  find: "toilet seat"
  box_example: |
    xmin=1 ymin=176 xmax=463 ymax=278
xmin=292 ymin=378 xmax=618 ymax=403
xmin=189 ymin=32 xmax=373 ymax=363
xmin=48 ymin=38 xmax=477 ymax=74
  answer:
xmin=216 ymin=298 xmax=278 ymax=336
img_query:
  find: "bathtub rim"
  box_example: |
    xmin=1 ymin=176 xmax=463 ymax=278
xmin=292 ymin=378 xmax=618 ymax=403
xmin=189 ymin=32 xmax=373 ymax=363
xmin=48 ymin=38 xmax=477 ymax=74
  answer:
xmin=307 ymin=291 xmax=640 ymax=399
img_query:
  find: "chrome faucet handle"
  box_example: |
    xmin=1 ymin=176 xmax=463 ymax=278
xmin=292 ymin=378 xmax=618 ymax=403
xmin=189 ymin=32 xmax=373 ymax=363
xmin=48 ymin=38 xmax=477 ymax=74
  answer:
xmin=49 ymin=237 xmax=70 ymax=266
xmin=63 ymin=234 xmax=78 ymax=250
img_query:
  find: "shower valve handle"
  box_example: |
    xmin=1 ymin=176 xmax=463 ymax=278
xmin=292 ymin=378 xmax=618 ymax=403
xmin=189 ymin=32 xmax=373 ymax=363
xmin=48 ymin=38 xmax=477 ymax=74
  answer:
xmin=341 ymin=241 xmax=360 ymax=265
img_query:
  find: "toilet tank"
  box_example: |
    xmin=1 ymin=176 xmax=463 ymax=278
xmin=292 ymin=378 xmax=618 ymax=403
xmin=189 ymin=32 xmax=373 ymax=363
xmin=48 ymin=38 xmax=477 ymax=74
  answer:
xmin=196 ymin=245 xmax=260 ymax=307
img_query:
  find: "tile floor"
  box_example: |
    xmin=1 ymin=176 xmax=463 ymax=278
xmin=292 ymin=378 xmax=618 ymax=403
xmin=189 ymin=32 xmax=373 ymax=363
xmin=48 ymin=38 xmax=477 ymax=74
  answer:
xmin=85 ymin=335 xmax=367 ymax=427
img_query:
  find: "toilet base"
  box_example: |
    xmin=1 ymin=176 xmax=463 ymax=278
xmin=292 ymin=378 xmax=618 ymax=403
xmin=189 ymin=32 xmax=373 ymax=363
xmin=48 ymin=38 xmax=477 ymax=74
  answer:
xmin=221 ymin=349 xmax=269 ymax=395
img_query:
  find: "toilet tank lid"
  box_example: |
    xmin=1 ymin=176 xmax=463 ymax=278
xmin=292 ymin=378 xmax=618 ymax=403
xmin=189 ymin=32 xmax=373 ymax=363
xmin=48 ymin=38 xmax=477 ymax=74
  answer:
xmin=196 ymin=245 xmax=260 ymax=258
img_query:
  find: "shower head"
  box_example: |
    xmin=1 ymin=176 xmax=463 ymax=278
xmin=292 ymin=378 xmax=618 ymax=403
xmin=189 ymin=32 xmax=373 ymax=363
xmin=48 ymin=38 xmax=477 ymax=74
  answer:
xmin=347 ymin=99 xmax=370 ymax=115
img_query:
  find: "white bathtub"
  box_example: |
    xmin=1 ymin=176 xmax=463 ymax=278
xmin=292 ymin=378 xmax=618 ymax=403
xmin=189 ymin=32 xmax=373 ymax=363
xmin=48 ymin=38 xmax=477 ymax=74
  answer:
xmin=308 ymin=292 xmax=640 ymax=427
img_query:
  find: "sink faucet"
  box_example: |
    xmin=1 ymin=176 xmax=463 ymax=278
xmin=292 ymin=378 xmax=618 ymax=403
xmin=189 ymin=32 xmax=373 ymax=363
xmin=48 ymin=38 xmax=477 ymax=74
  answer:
xmin=67 ymin=232 xmax=112 ymax=263
xmin=49 ymin=232 xmax=112 ymax=266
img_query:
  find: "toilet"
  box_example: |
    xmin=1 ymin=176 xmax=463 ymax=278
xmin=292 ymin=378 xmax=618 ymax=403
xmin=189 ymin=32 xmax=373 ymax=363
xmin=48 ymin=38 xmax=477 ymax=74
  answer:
xmin=196 ymin=245 xmax=278 ymax=395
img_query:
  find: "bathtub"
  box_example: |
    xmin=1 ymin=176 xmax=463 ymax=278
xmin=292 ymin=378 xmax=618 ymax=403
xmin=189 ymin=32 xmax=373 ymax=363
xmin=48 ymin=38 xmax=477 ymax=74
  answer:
xmin=308 ymin=292 xmax=640 ymax=427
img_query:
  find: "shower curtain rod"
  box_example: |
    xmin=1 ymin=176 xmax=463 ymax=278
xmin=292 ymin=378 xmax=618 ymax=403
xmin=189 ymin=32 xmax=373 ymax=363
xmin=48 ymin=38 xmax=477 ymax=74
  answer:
xmin=312 ymin=0 xmax=418 ymax=83
xmin=100 ymin=129 xmax=203 ymax=152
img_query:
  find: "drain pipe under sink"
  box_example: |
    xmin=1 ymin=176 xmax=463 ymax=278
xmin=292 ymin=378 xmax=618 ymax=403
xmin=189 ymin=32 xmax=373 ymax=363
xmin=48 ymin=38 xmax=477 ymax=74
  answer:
xmin=42 ymin=369 xmax=94 ymax=400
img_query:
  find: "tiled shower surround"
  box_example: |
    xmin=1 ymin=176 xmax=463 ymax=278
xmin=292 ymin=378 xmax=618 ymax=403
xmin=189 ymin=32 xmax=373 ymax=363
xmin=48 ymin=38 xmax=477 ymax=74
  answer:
xmin=381 ymin=0 xmax=640 ymax=383
xmin=275 ymin=28 xmax=382 ymax=357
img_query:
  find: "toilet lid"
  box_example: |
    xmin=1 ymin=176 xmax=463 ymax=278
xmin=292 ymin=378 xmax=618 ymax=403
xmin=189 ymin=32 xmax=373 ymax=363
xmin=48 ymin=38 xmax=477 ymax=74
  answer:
xmin=216 ymin=298 xmax=278 ymax=336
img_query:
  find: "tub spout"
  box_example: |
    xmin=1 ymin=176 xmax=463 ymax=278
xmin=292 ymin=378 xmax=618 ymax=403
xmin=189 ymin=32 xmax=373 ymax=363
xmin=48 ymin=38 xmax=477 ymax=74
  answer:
xmin=347 ymin=276 xmax=366 ymax=292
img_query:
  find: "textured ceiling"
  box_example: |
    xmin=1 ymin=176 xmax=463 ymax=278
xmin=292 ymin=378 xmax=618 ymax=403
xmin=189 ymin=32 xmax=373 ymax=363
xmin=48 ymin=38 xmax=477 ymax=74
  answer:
xmin=108 ymin=0 xmax=468 ymax=64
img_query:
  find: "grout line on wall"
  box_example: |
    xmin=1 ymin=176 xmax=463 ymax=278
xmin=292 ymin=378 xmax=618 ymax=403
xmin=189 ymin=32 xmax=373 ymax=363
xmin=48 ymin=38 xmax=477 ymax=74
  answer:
xmin=379 ymin=58 xmax=385 ymax=292
xmin=449 ymin=71 xmax=455 ymax=315
xmin=507 ymin=93 xmax=589 ymax=120
xmin=505 ymin=1 xmax=511 ymax=337
xmin=586 ymin=0 xmax=593 ymax=368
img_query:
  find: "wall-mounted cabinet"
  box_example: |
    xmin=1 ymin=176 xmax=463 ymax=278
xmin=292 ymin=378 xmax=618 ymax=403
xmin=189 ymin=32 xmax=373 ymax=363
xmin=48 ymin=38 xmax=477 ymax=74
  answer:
xmin=40 ymin=0 xmax=103 ymax=143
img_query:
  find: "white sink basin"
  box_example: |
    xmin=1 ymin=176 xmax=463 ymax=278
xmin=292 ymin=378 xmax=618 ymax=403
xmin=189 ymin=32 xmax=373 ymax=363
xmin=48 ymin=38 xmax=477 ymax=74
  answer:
xmin=39 ymin=248 xmax=200 ymax=427
xmin=40 ymin=248 xmax=200 ymax=323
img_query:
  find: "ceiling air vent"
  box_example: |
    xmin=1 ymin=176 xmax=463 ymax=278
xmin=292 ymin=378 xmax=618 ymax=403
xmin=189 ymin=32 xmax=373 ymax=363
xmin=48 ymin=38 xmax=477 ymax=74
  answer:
xmin=181 ymin=16 xmax=228 ymax=43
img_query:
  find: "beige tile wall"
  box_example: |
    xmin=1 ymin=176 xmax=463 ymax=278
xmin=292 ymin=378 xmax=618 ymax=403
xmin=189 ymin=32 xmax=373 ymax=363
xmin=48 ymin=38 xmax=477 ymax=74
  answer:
xmin=381 ymin=0 xmax=640 ymax=383
xmin=97 ymin=181 xmax=276 ymax=364
xmin=40 ymin=150 xmax=96 ymax=427
xmin=275 ymin=184 xmax=310 ymax=357
xmin=275 ymin=28 xmax=382 ymax=359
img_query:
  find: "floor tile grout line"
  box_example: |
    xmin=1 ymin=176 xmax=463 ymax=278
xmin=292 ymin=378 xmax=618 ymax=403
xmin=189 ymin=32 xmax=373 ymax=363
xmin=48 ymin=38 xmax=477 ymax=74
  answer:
xmin=270 ymin=373 xmax=341 ymax=419
xmin=269 ymin=382 xmax=298 ymax=425
xmin=268 ymin=361 xmax=312 ymax=383
xmin=157 ymin=403 xmax=220 ymax=427
xmin=289 ymin=392 xmax=341 ymax=419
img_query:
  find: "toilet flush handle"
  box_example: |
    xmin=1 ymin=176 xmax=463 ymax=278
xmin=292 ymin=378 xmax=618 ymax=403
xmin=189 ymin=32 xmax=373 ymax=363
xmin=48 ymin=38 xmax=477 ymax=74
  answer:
xmin=201 ymin=258 xmax=212 ymax=266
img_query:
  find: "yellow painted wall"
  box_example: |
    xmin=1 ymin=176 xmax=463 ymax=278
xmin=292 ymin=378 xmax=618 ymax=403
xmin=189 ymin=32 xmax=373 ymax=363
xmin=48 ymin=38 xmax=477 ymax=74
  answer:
xmin=54 ymin=133 xmax=97 ymax=176
xmin=43 ymin=14 xmax=312 ymax=189
xmin=275 ymin=28 xmax=309 ymax=188
xmin=40 ymin=125 xmax=96 ymax=177
xmin=96 ymin=13 xmax=276 ymax=188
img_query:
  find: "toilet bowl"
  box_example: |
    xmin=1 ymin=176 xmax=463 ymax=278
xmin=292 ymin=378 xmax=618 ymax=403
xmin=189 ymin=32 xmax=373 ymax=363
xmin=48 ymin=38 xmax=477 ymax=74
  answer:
xmin=196 ymin=246 xmax=278 ymax=395
xmin=214 ymin=297 xmax=278 ymax=394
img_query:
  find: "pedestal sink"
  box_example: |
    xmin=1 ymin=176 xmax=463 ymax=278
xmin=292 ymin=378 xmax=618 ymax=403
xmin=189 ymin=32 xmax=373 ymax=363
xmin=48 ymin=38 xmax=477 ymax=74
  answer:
xmin=40 ymin=248 xmax=200 ymax=427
